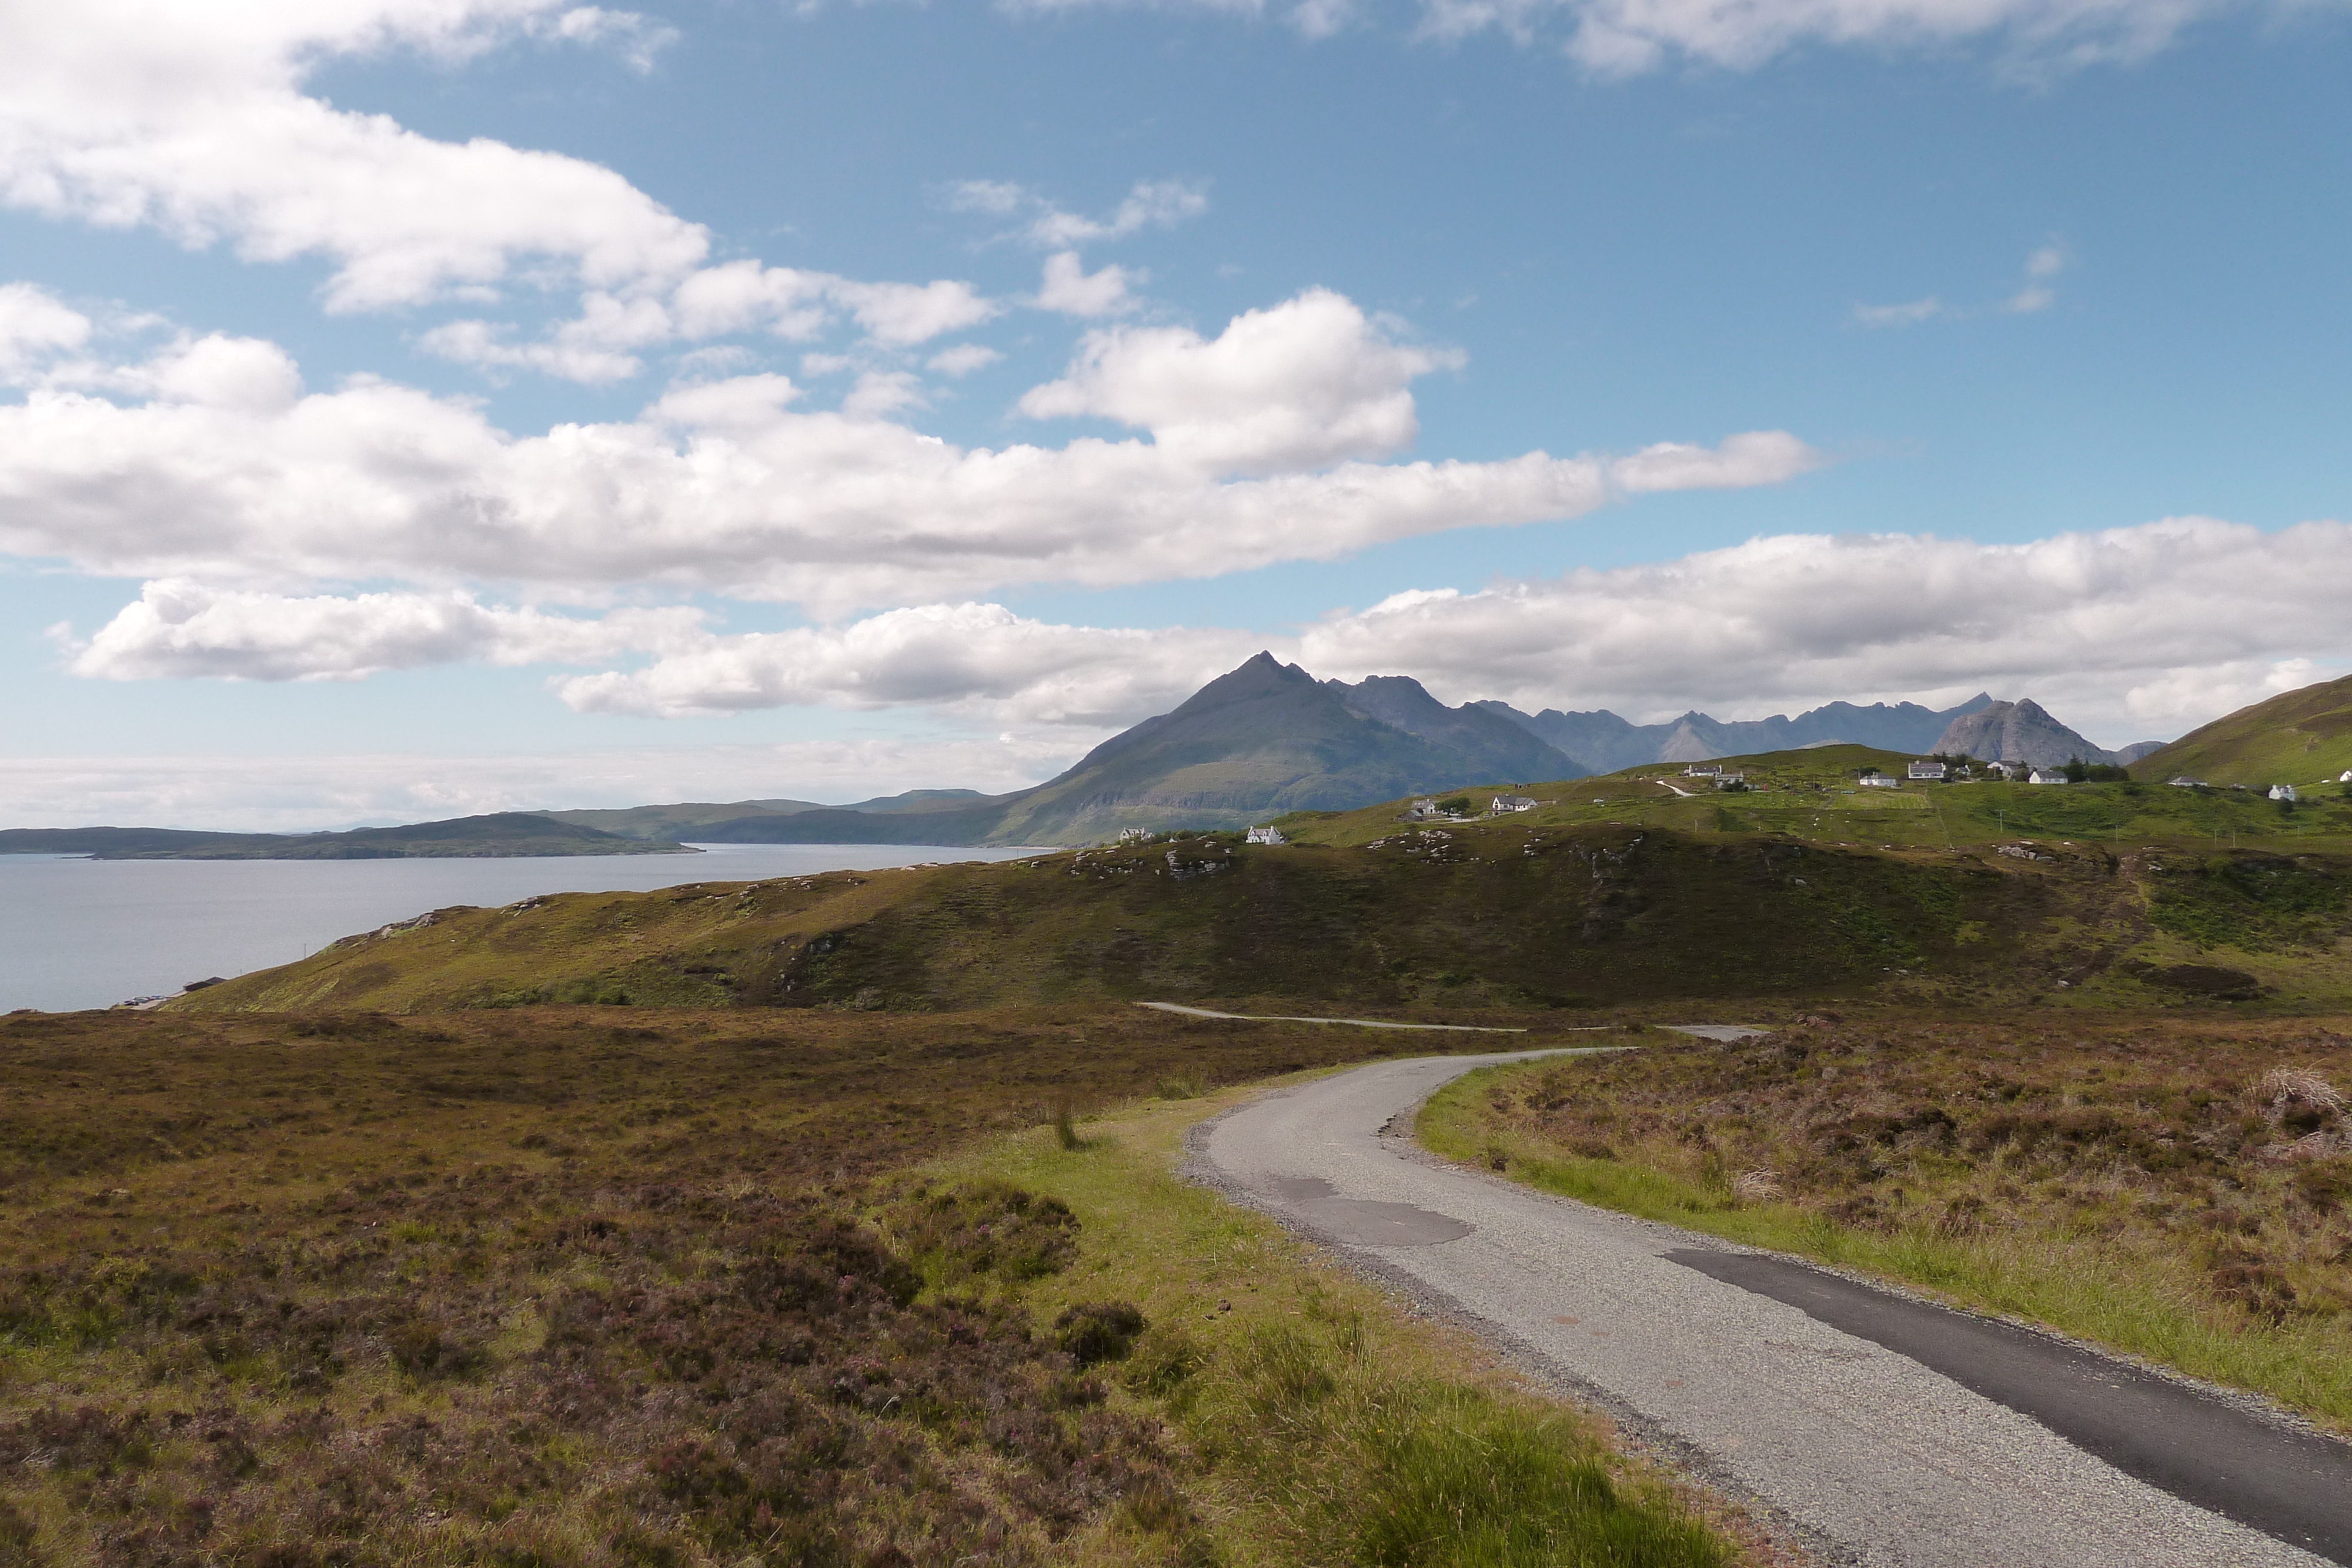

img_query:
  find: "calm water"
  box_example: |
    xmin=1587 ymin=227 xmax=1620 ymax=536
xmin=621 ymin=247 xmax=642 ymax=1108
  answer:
xmin=0 ymin=844 xmax=1038 ymax=1013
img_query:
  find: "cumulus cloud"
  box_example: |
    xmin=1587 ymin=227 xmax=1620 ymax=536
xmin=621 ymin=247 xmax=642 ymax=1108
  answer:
xmin=1 ymin=295 xmax=1815 ymax=613
xmin=1292 ymin=516 xmax=2352 ymax=741
xmin=1034 ymin=252 xmax=1140 ymax=317
xmin=0 ymin=2 xmax=713 ymax=314
xmin=0 ymin=283 xmax=92 ymax=379
xmin=927 ymin=343 xmax=1003 ymax=376
xmin=1413 ymin=0 xmax=2257 ymax=73
xmin=559 ymin=602 xmax=1259 ymax=723
xmin=1018 ymin=288 xmax=1458 ymax=472
xmin=63 ymin=579 xmax=706 ymax=683
xmin=62 ymin=517 xmax=2352 ymax=748
xmin=0 ymin=5 xmax=995 ymax=387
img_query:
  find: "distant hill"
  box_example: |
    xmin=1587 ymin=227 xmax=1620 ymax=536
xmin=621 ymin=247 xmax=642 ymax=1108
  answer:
xmin=1932 ymin=699 xmax=2117 ymax=767
xmin=544 ymin=789 xmax=990 ymax=841
xmin=2129 ymin=673 xmax=2352 ymax=787
xmin=669 ymin=654 xmax=1583 ymax=847
xmin=1474 ymin=694 xmax=1993 ymax=773
xmin=0 ymin=814 xmax=695 ymax=860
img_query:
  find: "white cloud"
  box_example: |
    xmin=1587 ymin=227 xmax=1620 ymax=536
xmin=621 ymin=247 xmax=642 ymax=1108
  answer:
xmin=1857 ymin=244 xmax=2070 ymax=327
xmin=66 ymin=517 xmax=2352 ymax=750
xmin=0 ymin=283 xmax=92 ymax=379
xmin=558 ymin=601 xmax=1259 ymax=724
xmin=840 ymin=370 xmax=928 ymax=419
xmin=529 ymin=5 xmax=680 ymax=71
xmin=0 ymin=2 xmax=714 ymax=314
xmin=64 ymin=579 xmax=705 ymax=682
xmin=0 ymin=6 xmax=993 ymax=386
xmin=951 ymin=178 xmax=1209 ymax=250
xmin=1413 ymin=0 xmax=2254 ymax=74
xmin=1854 ymin=297 xmax=1945 ymax=328
xmin=927 ymin=343 xmax=1003 ymax=376
xmin=1017 ymin=287 xmax=1457 ymax=472
xmin=1292 ymin=516 xmax=2352 ymax=742
xmin=2004 ymin=243 xmax=2067 ymax=313
xmin=1034 ymin=252 xmax=1140 ymax=317
xmin=2 ymin=292 xmax=1816 ymax=613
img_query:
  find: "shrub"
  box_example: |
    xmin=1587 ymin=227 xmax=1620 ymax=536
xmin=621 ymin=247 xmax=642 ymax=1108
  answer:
xmin=1054 ymin=1300 xmax=1148 ymax=1366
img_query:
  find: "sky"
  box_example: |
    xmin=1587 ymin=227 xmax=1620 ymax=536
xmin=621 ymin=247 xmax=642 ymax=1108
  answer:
xmin=2 ymin=0 xmax=2349 ymax=829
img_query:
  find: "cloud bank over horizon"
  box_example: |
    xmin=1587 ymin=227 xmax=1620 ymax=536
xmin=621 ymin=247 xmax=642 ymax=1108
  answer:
xmin=3 ymin=0 xmax=2349 ymax=827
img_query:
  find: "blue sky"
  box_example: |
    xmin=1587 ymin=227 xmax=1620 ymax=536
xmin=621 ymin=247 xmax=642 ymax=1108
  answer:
xmin=2 ymin=0 xmax=2348 ymax=827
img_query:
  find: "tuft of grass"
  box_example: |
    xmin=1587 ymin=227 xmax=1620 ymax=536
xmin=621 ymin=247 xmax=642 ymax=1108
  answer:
xmin=1422 ymin=1015 xmax=2352 ymax=1432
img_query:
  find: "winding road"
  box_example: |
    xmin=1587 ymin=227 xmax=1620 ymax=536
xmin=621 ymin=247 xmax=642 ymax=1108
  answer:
xmin=1191 ymin=1049 xmax=2352 ymax=1567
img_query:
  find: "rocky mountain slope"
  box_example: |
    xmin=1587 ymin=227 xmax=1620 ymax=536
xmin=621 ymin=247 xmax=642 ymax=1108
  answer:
xmin=1931 ymin=698 xmax=2119 ymax=766
xmin=640 ymin=654 xmax=1581 ymax=846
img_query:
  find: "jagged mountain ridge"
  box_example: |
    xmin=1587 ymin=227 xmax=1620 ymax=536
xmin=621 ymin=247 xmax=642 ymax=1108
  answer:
xmin=682 ymin=654 xmax=1582 ymax=846
xmin=1472 ymin=693 xmax=1997 ymax=773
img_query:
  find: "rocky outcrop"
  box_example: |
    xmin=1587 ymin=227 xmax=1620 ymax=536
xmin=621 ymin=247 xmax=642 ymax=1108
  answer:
xmin=1931 ymin=700 xmax=2117 ymax=766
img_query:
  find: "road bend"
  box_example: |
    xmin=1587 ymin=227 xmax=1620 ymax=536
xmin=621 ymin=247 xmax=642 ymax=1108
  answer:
xmin=1191 ymin=1049 xmax=2352 ymax=1568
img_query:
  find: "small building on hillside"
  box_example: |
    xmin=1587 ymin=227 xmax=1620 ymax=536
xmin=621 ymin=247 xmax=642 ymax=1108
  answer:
xmin=1858 ymin=773 xmax=1900 ymax=788
xmin=1987 ymin=761 xmax=2030 ymax=780
xmin=1490 ymin=794 xmax=1538 ymax=814
xmin=1404 ymin=798 xmax=1441 ymax=820
xmin=2340 ymin=770 xmax=2352 ymax=783
xmin=1714 ymin=773 xmax=1746 ymax=790
xmin=2028 ymin=767 xmax=2070 ymax=785
xmin=1245 ymin=825 xmax=1287 ymax=845
xmin=1117 ymin=827 xmax=1152 ymax=844
xmin=1683 ymin=764 xmax=1722 ymax=778
xmin=1907 ymin=760 xmax=1947 ymax=781
xmin=2269 ymin=784 xmax=2300 ymax=803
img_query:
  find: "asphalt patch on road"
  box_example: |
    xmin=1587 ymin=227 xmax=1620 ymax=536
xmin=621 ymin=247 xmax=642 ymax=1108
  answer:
xmin=1667 ymin=1248 xmax=2352 ymax=1564
xmin=1265 ymin=1176 xmax=1475 ymax=1246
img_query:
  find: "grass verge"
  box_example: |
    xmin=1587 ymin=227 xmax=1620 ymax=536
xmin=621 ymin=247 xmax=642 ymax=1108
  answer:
xmin=1418 ymin=1017 xmax=2352 ymax=1433
xmin=910 ymin=1082 xmax=1746 ymax=1567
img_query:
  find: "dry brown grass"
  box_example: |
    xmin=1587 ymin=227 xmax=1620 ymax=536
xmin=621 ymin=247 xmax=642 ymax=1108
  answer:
xmin=0 ymin=1004 xmax=1738 ymax=1567
xmin=1425 ymin=1013 xmax=2352 ymax=1427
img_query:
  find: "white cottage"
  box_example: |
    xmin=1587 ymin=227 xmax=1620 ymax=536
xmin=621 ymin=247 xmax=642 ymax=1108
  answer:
xmin=1245 ymin=825 xmax=1288 ymax=845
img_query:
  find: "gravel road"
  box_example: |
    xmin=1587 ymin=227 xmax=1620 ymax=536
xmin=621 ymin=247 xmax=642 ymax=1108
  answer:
xmin=1192 ymin=1049 xmax=2352 ymax=1567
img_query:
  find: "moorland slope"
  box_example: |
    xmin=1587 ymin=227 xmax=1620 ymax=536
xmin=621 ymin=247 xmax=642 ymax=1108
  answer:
xmin=2132 ymin=672 xmax=2352 ymax=788
xmin=171 ymin=749 xmax=2352 ymax=1015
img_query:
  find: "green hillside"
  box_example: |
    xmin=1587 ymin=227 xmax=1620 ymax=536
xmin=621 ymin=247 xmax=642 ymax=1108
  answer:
xmin=1269 ymin=744 xmax=2352 ymax=856
xmin=172 ymin=793 xmax=2352 ymax=1016
xmin=2130 ymin=673 xmax=2352 ymax=788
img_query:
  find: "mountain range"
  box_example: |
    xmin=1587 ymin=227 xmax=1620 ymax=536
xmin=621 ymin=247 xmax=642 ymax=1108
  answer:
xmin=4 ymin=655 xmax=2200 ymax=854
xmin=574 ymin=656 xmax=2154 ymax=847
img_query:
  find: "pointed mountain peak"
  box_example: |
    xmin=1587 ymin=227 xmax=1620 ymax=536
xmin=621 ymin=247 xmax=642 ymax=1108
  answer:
xmin=1168 ymin=651 xmax=1322 ymax=717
